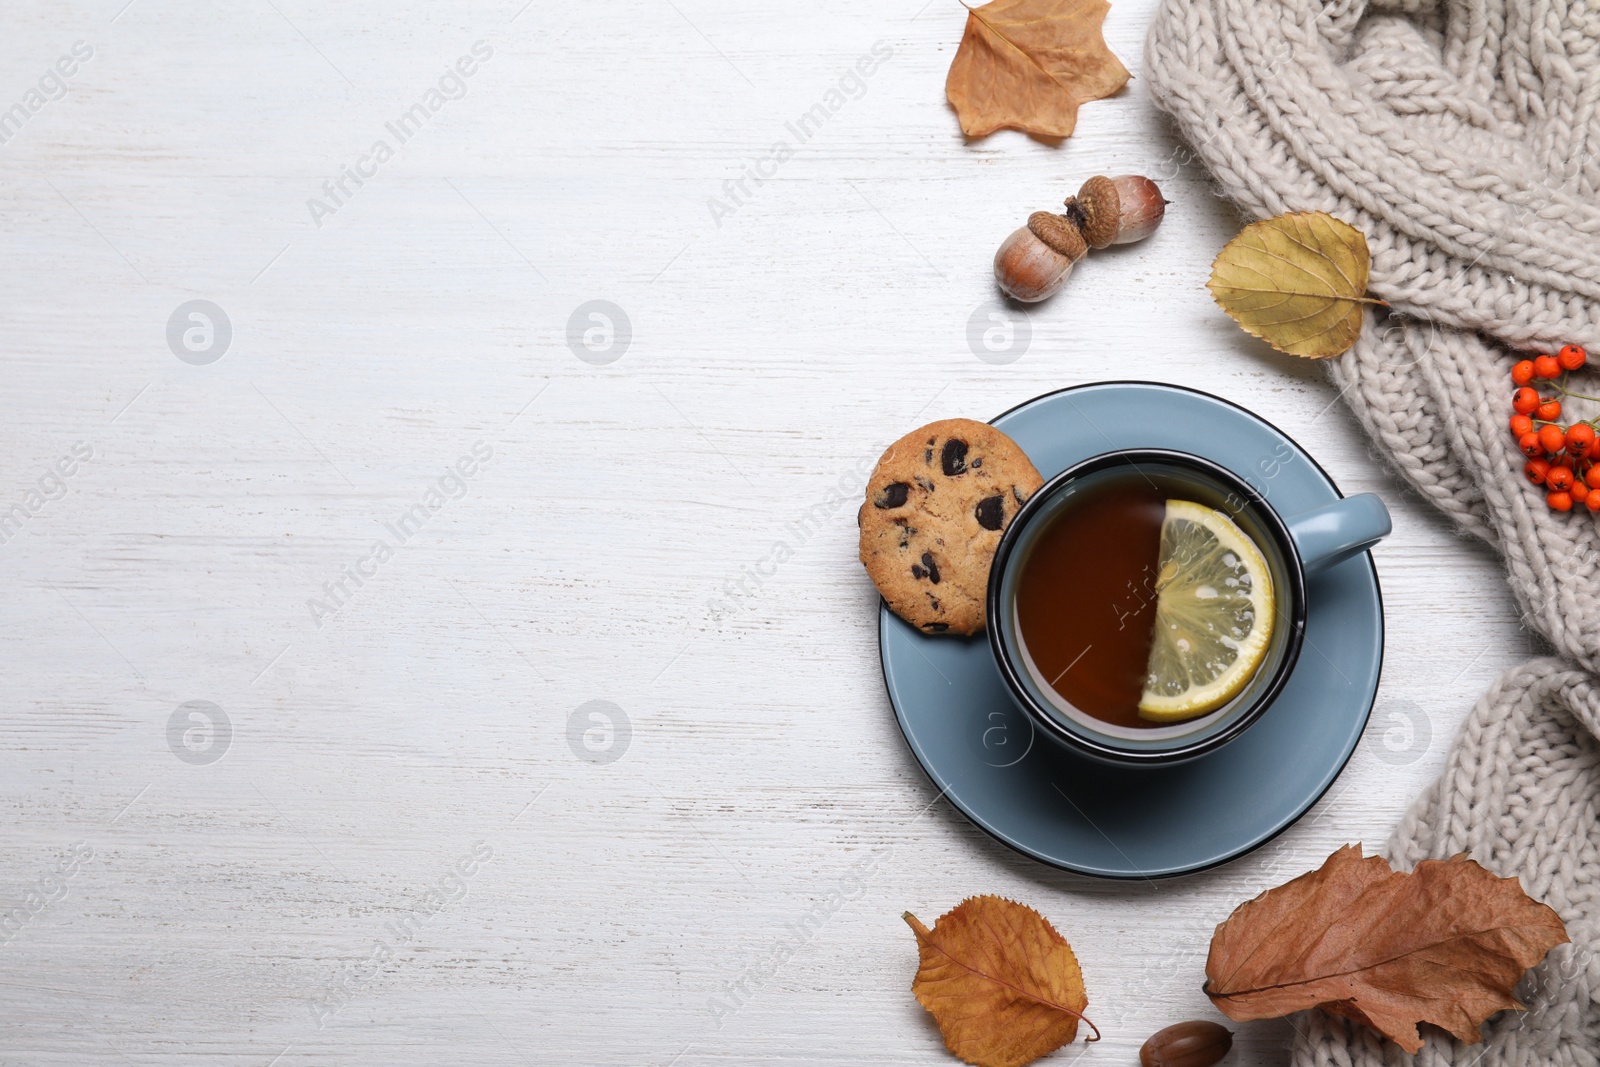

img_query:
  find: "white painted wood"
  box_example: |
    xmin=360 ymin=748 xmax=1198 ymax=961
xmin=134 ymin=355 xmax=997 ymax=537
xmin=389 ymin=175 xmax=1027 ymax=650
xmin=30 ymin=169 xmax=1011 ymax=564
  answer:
xmin=0 ymin=1 xmax=1533 ymax=1064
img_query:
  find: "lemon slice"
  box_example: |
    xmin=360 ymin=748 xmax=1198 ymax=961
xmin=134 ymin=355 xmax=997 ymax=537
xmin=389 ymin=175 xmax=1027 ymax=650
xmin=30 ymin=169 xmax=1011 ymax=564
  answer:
xmin=1138 ymin=500 xmax=1275 ymax=722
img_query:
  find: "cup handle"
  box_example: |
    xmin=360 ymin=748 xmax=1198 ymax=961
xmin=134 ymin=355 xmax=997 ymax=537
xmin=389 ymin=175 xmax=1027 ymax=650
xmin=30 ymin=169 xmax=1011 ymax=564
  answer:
xmin=1284 ymin=493 xmax=1391 ymax=574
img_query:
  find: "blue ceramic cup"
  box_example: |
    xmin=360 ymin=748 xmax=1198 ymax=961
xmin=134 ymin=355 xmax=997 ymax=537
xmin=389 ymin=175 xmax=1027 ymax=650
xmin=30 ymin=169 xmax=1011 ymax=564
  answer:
xmin=987 ymin=448 xmax=1390 ymax=766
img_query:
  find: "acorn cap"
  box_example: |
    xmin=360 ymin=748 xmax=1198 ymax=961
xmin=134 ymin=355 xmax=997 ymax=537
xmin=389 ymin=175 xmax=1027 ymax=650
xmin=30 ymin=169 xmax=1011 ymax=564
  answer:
xmin=1073 ymin=175 xmax=1121 ymax=249
xmin=1027 ymin=211 xmax=1088 ymax=260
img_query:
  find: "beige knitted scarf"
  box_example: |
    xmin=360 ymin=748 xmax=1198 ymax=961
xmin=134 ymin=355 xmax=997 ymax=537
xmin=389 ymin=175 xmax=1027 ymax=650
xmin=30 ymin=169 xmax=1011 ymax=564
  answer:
xmin=1144 ymin=0 xmax=1600 ymax=1060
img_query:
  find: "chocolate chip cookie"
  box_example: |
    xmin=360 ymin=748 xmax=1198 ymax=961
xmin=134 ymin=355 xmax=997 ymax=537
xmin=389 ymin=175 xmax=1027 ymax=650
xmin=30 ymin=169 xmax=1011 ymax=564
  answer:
xmin=859 ymin=418 xmax=1043 ymax=636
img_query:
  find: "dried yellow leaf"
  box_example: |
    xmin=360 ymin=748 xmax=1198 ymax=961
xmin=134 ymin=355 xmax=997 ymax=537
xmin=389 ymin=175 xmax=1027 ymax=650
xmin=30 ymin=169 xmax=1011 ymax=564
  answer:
xmin=1207 ymin=211 xmax=1378 ymax=359
xmin=905 ymin=896 xmax=1097 ymax=1067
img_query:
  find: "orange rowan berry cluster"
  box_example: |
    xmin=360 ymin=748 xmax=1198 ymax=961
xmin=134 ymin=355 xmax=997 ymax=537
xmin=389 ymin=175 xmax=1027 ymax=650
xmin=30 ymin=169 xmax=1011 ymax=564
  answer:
xmin=1511 ymin=344 xmax=1599 ymax=512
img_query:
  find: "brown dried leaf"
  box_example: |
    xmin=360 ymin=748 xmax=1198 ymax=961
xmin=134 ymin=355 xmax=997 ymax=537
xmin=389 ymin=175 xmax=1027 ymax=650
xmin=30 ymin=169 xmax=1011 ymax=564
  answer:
xmin=1206 ymin=211 xmax=1378 ymax=358
xmin=945 ymin=0 xmax=1130 ymax=139
xmin=1205 ymin=845 xmax=1569 ymax=1053
xmin=905 ymin=895 xmax=1097 ymax=1067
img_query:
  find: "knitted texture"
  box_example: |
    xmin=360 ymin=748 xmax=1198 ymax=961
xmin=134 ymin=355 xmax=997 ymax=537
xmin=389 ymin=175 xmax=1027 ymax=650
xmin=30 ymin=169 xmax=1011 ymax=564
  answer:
xmin=1144 ymin=0 xmax=1600 ymax=1062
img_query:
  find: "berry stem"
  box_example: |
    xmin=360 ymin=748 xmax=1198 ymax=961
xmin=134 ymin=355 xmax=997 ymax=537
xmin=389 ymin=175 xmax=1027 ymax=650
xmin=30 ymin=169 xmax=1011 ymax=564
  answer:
xmin=1547 ymin=381 xmax=1600 ymax=404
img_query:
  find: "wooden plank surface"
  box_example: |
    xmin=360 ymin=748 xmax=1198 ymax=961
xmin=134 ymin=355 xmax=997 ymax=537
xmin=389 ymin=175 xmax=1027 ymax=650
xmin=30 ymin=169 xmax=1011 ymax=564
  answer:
xmin=0 ymin=1 xmax=1532 ymax=1063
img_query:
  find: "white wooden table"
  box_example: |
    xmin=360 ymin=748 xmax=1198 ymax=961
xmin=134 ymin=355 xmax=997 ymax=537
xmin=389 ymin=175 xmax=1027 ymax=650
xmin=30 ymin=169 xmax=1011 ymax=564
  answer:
xmin=0 ymin=1 xmax=1534 ymax=1063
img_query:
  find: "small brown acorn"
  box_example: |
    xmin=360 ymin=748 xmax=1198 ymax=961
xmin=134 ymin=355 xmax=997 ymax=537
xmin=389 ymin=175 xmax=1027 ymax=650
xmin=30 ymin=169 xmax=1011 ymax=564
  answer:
xmin=994 ymin=174 xmax=1167 ymax=302
xmin=992 ymin=212 xmax=1089 ymax=303
xmin=1068 ymin=174 xmax=1169 ymax=248
xmin=1139 ymin=1020 xmax=1233 ymax=1067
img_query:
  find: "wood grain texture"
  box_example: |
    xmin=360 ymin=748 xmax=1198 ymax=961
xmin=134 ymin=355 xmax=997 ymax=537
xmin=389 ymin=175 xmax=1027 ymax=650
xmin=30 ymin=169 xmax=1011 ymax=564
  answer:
xmin=0 ymin=1 xmax=1534 ymax=1064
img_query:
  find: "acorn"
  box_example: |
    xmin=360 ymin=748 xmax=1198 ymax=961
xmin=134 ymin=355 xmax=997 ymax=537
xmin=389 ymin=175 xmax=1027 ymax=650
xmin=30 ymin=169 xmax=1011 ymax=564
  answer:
xmin=1068 ymin=174 xmax=1169 ymax=248
xmin=1139 ymin=1020 xmax=1233 ymax=1067
xmin=993 ymin=211 xmax=1089 ymax=303
xmin=993 ymin=175 xmax=1167 ymax=303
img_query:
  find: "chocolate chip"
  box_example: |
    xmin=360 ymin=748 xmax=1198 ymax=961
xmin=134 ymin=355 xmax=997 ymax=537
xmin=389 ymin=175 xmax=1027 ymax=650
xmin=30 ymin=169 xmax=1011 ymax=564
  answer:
xmin=924 ymin=448 xmax=933 ymax=465
xmin=941 ymin=439 xmax=969 ymax=476
xmin=971 ymin=457 xmax=983 ymax=468
xmin=975 ymin=496 xmax=1004 ymax=530
xmin=921 ymin=551 xmax=941 ymax=584
xmin=911 ymin=563 xmax=926 ymax=579
xmin=1013 ymin=486 xmax=1028 ymax=505
xmin=914 ymin=475 xmax=936 ymax=493
xmin=923 ymin=622 xmax=949 ymax=633
xmin=873 ymin=482 xmax=910 ymax=509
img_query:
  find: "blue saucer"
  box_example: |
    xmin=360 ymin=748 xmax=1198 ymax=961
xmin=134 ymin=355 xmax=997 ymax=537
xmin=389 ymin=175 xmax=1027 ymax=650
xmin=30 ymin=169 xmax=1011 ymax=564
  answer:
xmin=879 ymin=382 xmax=1383 ymax=879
